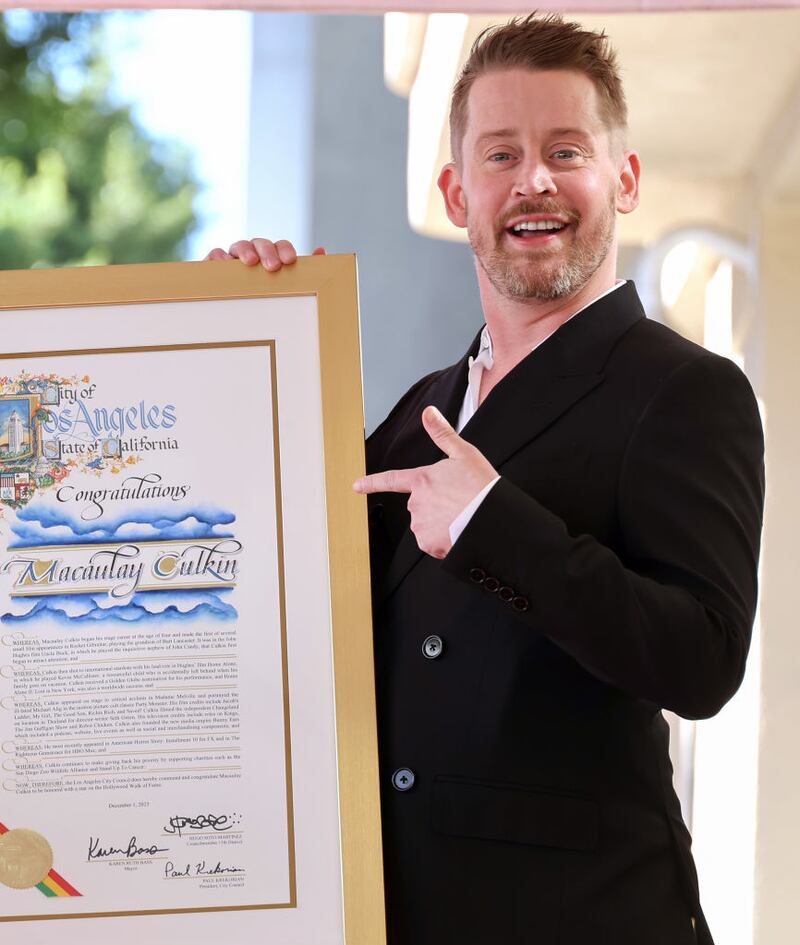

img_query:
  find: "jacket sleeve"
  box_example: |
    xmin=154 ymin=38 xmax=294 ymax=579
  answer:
xmin=441 ymin=353 xmax=765 ymax=720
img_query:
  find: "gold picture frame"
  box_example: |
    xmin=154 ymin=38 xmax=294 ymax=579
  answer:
xmin=0 ymin=256 xmax=385 ymax=944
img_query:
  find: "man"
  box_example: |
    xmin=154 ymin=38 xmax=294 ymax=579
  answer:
xmin=208 ymin=14 xmax=764 ymax=945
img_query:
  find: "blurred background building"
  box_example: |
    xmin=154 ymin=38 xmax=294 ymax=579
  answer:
xmin=1 ymin=5 xmax=798 ymax=944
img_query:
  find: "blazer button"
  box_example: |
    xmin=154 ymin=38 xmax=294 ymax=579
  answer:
xmin=422 ymin=635 xmax=444 ymax=659
xmin=498 ymin=585 xmax=515 ymax=602
xmin=512 ymin=595 xmax=530 ymax=612
xmin=483 ymin=576 xmax=500 ymax=593
xmin=469 ymin=567 xmax=486 ymax=584
xmin=391 ymin=768 xmax=415 ymax=792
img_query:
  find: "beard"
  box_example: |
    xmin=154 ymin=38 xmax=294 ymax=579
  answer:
xmin=468 ymin=192 xmax=616 ymax=302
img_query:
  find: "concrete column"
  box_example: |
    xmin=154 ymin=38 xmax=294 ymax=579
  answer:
xmin=753 ymin=203 xmax=800 ymax=945
xmin=309 ymin=14 xmax=481 ymax=433
xmin=247 ymin=14 xmax=314 ymax=251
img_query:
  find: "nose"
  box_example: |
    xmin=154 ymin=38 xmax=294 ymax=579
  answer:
xmin=514 ymin=159 xmax=557 ymax=197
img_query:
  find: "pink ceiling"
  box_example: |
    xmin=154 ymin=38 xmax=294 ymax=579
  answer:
xmin=2 ymin=1 xmax=798 ymax=12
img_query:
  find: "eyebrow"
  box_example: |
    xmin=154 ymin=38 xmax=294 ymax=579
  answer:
xmin=549 ymin=127 xmax=594 ymax=141
xmin=473 ymin=129 xmax=516 ymax=150
xmin=474 ymin=126 xmax=594 ymax=149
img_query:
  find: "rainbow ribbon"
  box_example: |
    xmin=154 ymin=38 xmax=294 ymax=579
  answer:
xmin=0 ymin=820 xmax=81 ymax=897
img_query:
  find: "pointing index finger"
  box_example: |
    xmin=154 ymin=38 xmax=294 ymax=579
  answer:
xmin=353 ymin=469 xmax=416 ymax=495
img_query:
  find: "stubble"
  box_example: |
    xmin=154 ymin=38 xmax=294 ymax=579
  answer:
xmin=469 ymin=191 xmax=616 ymax=302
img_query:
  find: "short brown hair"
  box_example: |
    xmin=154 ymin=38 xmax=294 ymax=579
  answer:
xmin=449 ymin=13 xmax=627 ymax=164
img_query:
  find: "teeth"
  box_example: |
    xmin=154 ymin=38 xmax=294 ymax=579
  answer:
xmin=511 ymin=220 xmax=565 ymax=232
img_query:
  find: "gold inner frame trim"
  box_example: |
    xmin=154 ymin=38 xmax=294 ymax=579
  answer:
xmin=0 ymin=335 xmax=297 ymax=920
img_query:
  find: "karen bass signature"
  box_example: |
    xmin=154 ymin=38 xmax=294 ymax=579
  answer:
xmin=88 ymin=836 xmax=169 ymax=862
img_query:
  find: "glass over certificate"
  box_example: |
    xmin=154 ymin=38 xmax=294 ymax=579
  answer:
xmin=0 ymin=257 xmax=384 ymax=944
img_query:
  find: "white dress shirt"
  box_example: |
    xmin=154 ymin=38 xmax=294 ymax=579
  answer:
xmin=448 ymin=281 xmax=626 ymax=546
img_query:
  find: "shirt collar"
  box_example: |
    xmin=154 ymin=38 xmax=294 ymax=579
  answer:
xmin=474 ymin=279 xmax=627 ymax=370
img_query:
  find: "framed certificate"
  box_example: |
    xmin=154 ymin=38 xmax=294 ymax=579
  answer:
xmin=0 ymin=257 xmax=385 ymax=944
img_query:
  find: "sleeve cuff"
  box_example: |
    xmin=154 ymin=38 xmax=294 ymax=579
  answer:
xmin=448 ymin=476 xmax=501 ymax=547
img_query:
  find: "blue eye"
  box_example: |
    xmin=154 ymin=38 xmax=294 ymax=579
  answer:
xmin=553 ymin=149 xmax=578 ymax=160
xmin=489 ymin=152 xmax=511 ymax=162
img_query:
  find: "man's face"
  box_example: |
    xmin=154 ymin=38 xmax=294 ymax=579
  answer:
xmin=443 ymin=68 xmax=636 ymax=302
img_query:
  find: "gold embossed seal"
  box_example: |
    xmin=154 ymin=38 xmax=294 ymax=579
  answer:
xmin=0 ymin=828 xmax=53 ymax=889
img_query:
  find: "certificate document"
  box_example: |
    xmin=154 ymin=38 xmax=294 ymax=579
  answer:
xmin=0 ymin=258 xmax=383 ymax=943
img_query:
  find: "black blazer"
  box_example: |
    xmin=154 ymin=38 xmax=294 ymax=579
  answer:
xmin=365 ymin=282 xmax=764 ymax=945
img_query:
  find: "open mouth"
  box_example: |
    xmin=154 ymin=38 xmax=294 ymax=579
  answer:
xmin=506 ymin=220 xmax=568 ymax=239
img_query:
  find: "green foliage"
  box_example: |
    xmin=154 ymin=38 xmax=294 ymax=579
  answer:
xmin=0 ymin=12 xmax=199 ymax=269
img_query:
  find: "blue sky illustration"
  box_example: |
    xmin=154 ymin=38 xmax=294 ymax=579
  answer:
xmin=0 ymin=399 xmax=31 ymax=429
xmin=1 ymin=590 xmax=236 ymax=626
xmin=0 ymin=398 xmax=31 ymax=448
xmin=10 ymin=504 xmax=235 ymax=548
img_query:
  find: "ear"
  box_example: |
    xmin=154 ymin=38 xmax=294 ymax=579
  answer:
xmin=616 ymin=149 xmax=640 ymax=216
xmin=437 ymin=162 xmax=468 ymax=229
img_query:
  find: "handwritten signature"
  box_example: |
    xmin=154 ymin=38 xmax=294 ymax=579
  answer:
xmin=164 ymin=859 xmax=244 ymax=878
xmin=163 ymin=813 xmax=238 ymax=837
xmin=88 ymin=836 xmax=169 ymax=862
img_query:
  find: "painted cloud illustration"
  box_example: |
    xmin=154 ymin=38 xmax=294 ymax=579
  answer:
xmin=10 ymin=503 xmax=235 ymax=547
xmin=2 ymin=502 xmax=239 ymax=625
xmin=2 ymin=590 xmax=236 ymax=626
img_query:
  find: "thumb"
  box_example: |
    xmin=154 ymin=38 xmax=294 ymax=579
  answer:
xmin=422 ymin=405 xmax=467 ymax=458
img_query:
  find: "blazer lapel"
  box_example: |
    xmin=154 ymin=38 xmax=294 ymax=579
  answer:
xmin=459 ymin=370 xmax=603 ymax=470
xmin=371 ymin=336 xmax=478 ymax=608
xmin=375 ymin=281 xmax=646 ymax=609
xmin=377 ymin=329 xmax=480 ymax=473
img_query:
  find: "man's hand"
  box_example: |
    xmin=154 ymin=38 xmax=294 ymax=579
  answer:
xmin=353 ymin=406 xmax=498 ymax=559
xmin=204 ymin=239 xmax=326 ymax=271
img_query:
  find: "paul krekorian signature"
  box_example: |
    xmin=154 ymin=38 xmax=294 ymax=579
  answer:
xmin=165 ymin=860 xmax=244 ymax=879
xmin=88 ymin=836 xmax=169 ymax=862
xmin=163 ymin=813 xmax=239 ymax=837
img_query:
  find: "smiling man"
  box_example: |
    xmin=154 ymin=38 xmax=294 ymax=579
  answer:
xmin=209 ymin=14 xmax=764 ymax=945
xmin=444 ymin=66 xmax=631 ymax=308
